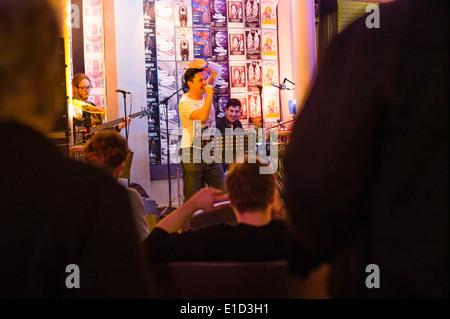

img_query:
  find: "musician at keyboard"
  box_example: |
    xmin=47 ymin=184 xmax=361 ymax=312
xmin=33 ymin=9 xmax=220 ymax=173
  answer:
xmin=216 ymin=98 xmax=244 ymax=172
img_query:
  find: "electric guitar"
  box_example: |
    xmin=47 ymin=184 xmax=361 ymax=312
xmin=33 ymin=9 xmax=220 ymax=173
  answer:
xmin=76 ymin=107 xmax=153 ymax=138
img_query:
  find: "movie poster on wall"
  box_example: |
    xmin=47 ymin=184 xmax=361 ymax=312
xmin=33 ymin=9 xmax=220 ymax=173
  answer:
xmin=155 ymin=0 xmax=174 ymax=25
xmin=160 ymin=130 xmax=182 ymax=164
xmin=193 ymin=27 xmax=212 ymax=59
xmin=228 ymin=29 xmax=245 ymax=60
xmin=83 ymin=0 xmax=103 ymax=23
xmin=192 ymin=0 xmax=211 ymax=27
xmin=261 ymin=0 xmax=277 ymax=29
xmin=210 ymin=0 xmax=228 ymax=28
xmin=145 ymin=59 xmax=158 ymax=94
xmin=214 ymin=92 xmax=231 ymax=117
xmin=231 ymin=92 xmax=248 ymax=121
xmin=144 ymin=26 xmax=157 ymax=59
xmin=175 ymin=28 xmax=194 ymax=61
xmin=227 ymin=0 xmax=244 ymax=28
xmin=215 ymin=61 xmax=231 ymax=92
xmin=85 ymin=59 xmax=105 ymax=95
xmin=211 ymin=29 xmax=229 ymax=61
xmin=156 ymin=27 xmax=175 ymax=61
xmin=244 ymin=0 xmax=261 ymax=29
xmin=248 ymin=91 xmax=261 ymax=117
xmin=143 ymin=0 xmax=156 ymax=26
xmin=263 ymin=91 xmax=280 ymax=121
xmin=262 ymin=60 xmax=279 ymax=88
xmin=246 ymin=60 xmax=262 ymax=92
xmin=147 ymin=95 xmax=161 ymax=130
xmin=174 ymin=0 xmax=192 ymax=27
xmin=245 ymin=29 xmax=261 ymax=60
xmin=83 ymin=24 xmax=104 ymax=60
xmin=148 ymin=131 xmax=162 ymax=165
xmin=230 ymin=61 xmax=247 ymax=93
xmin=176 ymin=61 xmax=190 ymax=99
xmin=157 ymin=61 xmax=179 ymax=129
xmin=262 ymin=29 xmax=278 ymax=60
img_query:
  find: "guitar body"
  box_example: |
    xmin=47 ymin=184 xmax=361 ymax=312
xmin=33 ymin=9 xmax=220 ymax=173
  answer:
xmin=73 ymin=107 xmax=153 ymax=143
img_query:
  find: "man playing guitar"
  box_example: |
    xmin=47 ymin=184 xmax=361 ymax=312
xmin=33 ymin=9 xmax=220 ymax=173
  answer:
xmin=71 ymin=73 xmax=130 ymax=143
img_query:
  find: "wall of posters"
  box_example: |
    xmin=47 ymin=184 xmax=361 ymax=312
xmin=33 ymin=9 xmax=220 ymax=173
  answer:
xmin=82 ymin=0 xmax=106 ymax=108
xmin=142 ymin=0 xmax=280 ymax=171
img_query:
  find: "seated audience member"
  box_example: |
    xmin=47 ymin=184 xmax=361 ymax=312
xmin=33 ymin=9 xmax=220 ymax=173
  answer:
xmin=142 ymin=162 xmax=292 ymax=263
xmin=84 ymin=130 xmax=150 ymax=242
xmin=283 ymin=1 xmax=448 ymax=298
xmin=0 ymin=0 xmax=148 ymax=298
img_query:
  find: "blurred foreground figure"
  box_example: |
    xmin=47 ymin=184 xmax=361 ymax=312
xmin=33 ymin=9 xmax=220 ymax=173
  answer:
xmin=284 ymin=0 xmax=448 ymax=298
xmin=0 ymin=0 xmax=149 ymax=298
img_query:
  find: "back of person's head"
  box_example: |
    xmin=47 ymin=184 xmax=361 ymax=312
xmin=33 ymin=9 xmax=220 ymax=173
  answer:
xmin=226 ymin=162 xmax=276 ymax=213
xmin=226 ymin=98 xmax=242 ymax=110
xmin=72 ymin=73 xmax=91 ymax=88
xmin=184 ymin=68 xmax=204 ymax=88
xmin=0 ymin=0 xmax=61 ymax=132
xmin=84 ymin=130 xmax=129 ymax=178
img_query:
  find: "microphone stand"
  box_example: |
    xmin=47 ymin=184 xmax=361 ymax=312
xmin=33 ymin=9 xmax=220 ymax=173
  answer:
xmin=266 ymin=116 xmax=296 ymax=130
xmin=117 ymin=91 xmax=130 ymax=187
xmin=117 ymin=91 xmax=129 ymax=143
xmin=159 ymin=87 xmax=184 ymax=218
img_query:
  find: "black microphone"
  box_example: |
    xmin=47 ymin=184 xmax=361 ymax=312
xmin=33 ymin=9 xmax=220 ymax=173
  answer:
xmin=115 ymin=89 xmax=131 ymax=94
xmin=283 ymin=77 xmax=296 ymax=86
xmin=270 ymin=82 xmax=287 ymax=90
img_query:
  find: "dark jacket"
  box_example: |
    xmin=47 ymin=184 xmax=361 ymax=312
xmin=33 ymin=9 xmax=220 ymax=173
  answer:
xmin=283 ymin=0 xmax=449 ymax=298
xmin=0 ymin=122 xmax=149 ymax=298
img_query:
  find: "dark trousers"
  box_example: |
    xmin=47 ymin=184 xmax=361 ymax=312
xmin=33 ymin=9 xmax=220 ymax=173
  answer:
xmin=181 ymin=147 xmax=225 ymax=201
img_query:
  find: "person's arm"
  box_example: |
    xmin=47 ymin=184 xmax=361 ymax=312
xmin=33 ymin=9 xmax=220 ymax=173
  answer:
xmin=156 ymin=187 xmax=229 ymax=233
xmin=188 ymin=59 xmax=222 ymax=87
xmin=205 ymin=61 xmax=222 ymax=87
xmin=189 ymin=85 xmax=214 ymax=123
xmin=117 ymin=116 xmax=132 ymax=130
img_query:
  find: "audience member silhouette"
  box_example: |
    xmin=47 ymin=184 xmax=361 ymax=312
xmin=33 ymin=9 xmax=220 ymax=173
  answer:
xmin=84 ymin=130 xmax=150 ymax=242
xmin=143 ymin=162 xmax=295 ymax=264
xmin=0 ymin=0 xmax=149 ymax=298
xmin=283 ymin=0 xmax=448 ymax=298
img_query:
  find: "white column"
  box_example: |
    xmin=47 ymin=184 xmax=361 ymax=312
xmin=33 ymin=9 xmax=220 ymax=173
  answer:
xmin=105 ymin=0 xmax=151 ymax=194
xmin=291 ymin=0 xmax=317 ymax=115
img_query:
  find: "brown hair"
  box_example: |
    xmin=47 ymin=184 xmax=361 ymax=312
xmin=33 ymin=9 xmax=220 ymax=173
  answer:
xmin=72 ymin=73 xmax=91 ymax=88
xmin=184 ymin=68 xmax=204 ymax=88
xmin=84 ymin=130 xmax=130 ymax=177
xmin=226 ymin=98 xmax=242 ymax=110
xmin=226 ymin=162 xmax=275 ymax=213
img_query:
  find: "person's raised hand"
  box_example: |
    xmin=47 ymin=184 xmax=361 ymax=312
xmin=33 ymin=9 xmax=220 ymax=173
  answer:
xmin=188 ymin=58 xmax=207 ymax=69
xmin=189 ymin=187 xmax=230 ymax=214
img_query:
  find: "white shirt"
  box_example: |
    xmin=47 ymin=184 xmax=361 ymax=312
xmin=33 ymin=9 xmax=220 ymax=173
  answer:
xmin=178 ymin=94 xmax=215 ymax=149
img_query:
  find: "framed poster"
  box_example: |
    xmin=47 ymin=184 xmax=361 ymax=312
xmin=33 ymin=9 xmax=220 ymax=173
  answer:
xmin=244 ymin=0 xmax=261 ymax=29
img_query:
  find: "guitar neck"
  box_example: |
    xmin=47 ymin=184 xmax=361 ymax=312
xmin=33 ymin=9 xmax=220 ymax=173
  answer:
xmin=90 ymin=111 xmax=143 ymax=133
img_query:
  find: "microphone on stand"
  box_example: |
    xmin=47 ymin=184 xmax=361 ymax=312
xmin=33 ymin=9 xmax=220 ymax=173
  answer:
xmin=269 ymin=82 xmax=288 ymax=90
xmin=283 ymin=77 xmax=296 ymax=86
xmin=115 ymin=89 xmax=131 ymax=94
